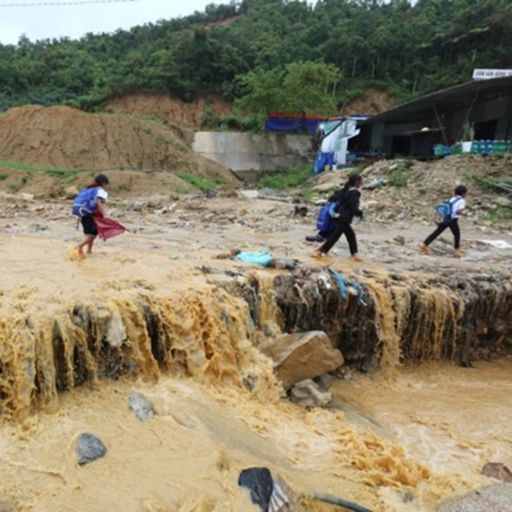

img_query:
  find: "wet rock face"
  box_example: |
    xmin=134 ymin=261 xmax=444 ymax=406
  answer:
xmin=271 ymin=267 xmax=512 ymax=370
xmin=76 ymin=433 xmax=107 ymax=465
xmin=262 ymin=331 xmax=343 ymax=390
xmin=0 ymin=264 xmax=510 ymax=420
xmin=272 ymin=267 xmax=379 ymax=370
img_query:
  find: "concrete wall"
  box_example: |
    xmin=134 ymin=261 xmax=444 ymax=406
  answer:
xmin=193 ymin=131 xmax=313 ymax=174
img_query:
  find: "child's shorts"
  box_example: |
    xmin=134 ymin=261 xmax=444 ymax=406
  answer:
xmin=81 ymin=215 xmax=98 ymax=236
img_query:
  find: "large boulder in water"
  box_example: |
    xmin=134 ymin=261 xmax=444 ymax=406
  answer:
xmin=263 ymin=331 xmax=343 ymax=390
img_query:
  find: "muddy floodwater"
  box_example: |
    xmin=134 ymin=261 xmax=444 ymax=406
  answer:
xmin=1 ymin=360 xmax=511 ymax=511
xmin=0 ymin=192 xmax=511 ymax=511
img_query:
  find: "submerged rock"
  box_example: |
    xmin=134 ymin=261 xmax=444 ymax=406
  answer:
xmin=128 ymin=391 xmax=156 ymax=421
xmin=238 ymin=467 xmax=299 ymax=512
xmin=482 ymin=462 xmax=512 ymax=483
xmin=290 ymin=379 xmax=332 ymax=407
xmin=76 ymin=433 xmax=107 ymax=466
xmin=263 ymin=331 xmax=343 ymax=390
xmin=437 ymin=483 xmax=512 ymax=511
xmin=268 ymin=258 xmax=299 ymax=271
xmin=313 ymin=373 xmax=335 ymax=391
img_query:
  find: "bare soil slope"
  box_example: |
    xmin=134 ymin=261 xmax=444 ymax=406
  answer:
xmin=342 ymin=88 xmax=396 ymax=115
xmin=0 ymin=104 xmax=233 ymax=180
xmin=104 ymin=92 xmax=231 ymax=128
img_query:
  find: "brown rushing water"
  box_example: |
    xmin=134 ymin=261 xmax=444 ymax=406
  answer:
xmin=1 ymin=355 xmax=511 ymax=511
xmin=332 ymin=357 xmax=512 ymax=510
xmin=0 ymin=195 xmax=511 ymax=511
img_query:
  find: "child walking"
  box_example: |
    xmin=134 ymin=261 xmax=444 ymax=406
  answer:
xmin=75 ymin=174 xmax=110 ymax=257
xmin=313 ymin=174 xmax=364 ymax=261
xmin=420 ymin=185 xmax=467 ymax=258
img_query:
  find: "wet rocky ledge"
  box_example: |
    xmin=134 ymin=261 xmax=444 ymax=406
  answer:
xmin=0 ymin=263 xmax=510 ymax=420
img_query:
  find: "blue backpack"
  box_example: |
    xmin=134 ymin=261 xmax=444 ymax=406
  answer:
xmin=434 ymin=198 xmax=455 ymax=225
xmin=72 ymin=187 xmax=99 ymax=217
xmin=316 ymin=202 xmax=338 ymax=232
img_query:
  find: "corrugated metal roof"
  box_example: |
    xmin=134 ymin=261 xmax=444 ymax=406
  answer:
xmin=370 ymin=76 xmax=512 ymax=123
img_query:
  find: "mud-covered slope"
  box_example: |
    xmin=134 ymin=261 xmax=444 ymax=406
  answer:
xmin=0 ymin=105 xmax=234 ymax=182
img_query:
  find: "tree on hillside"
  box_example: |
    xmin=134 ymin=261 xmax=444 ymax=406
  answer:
xmin=280 ymin=61 xmax=339 ymax=114
xmin=236 ymin=61 xmax=340 ymax=115
xmin=1 ymin=0 xmax=512 ymax=115
xmin=235 ymin=67 xmax=284 ymax=113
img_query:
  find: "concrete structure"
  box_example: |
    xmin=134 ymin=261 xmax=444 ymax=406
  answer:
xmin=193 ymin=131 xmax=312 ymax=175
xmin=366 ymin=76 xmax=512 ymax=157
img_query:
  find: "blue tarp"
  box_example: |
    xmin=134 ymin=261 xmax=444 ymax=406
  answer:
xmin=329 ymin=270 xmax=348 ymax=299
xmin=265 ymin=116 xmax=323 ymax=134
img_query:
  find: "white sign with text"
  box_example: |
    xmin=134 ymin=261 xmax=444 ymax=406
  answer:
xmin=473 ymin=69 xmax=512 ymax=80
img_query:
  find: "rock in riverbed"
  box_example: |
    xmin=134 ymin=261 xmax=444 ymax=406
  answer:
xmin=76 ymin=433 xmax=107 ymax=466
xmin=263 ymin=331 xmax=343 ymax=390
xmin=128 ymin=391 xmax=156 ymax=421
xmin=290 ymin=379 xmax=333 ymax=407
xmin=481 ymin=462 xmax=512 ymax=482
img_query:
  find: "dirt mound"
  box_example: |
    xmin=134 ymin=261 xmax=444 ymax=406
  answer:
xmin=0 ymin=104 xmax=235 ymax=189
xmin=312 ymin=154 xmax=512 ymax=228
xmin=104 ymin=92 xmax=231 ymax=129
xmin=361 ymin=155 xmax=512 ymax=226
xmin=342 ymin=88 xmax=396 ymax=115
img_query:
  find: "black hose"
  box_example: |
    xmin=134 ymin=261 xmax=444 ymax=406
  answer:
xmin=312 ymin=492 xmax=374 ymax=512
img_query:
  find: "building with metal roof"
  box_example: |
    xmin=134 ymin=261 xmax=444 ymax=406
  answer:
xmin=366 ymin=76 xmax=512 ymax=158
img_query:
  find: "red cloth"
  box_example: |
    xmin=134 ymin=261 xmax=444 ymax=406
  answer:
xmin=93 ymin=216 xmax=126 ymax=241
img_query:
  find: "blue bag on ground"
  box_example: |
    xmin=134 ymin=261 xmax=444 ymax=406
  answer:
xmin=235 ymin=251 xmax=274 ymax=267
xmin=316 ymin=202 xmax=337 ymax=232
xmin=72 ymin=188 xmax=99 ymax=217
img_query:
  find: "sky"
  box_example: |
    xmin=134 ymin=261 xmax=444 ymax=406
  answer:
xmin=0 ymin=0 xmax=224 ymax=45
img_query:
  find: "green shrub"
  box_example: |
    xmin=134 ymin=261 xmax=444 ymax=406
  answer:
xmin=486 ymin=206 xmax=512 ymax=223
xmin=178 ymin=172 xmax=226 ymax=191
xmin=388 ymin=161 xmax=413 ymax=187
xmin=475 ymin=176 xmax=512 ymax=192
xmin=257 ymin=165 xmax=312 ymax=189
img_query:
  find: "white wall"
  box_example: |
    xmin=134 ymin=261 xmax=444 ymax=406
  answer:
xmin=193 ymin=131 xmax=313 ymax=173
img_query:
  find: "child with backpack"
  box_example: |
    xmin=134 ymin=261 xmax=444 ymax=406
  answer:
xmin=73 ymin=174 xmax=110 ymax=257
xmin=420 ymin=185 xmax=467 ymax=258
xmin=305 ymin=190 xmax=342 ymax=242
xmin=312 ymin=174 xmax=364 ymax=261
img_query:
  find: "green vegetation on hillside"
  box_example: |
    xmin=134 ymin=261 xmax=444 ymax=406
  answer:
xmin=0 ymin=0 xmax=511 ymax=116
xmin=257 ymin=164 xmax=312 ymax=189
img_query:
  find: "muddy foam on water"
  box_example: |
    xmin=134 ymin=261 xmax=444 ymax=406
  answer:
xmin=2 ymin=359 xmax=511 ymax=511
